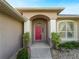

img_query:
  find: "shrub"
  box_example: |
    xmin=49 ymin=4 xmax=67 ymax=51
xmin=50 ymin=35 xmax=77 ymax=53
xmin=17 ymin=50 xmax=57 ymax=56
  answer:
xmin=59 ymin=41 xmax=79 ymax=49
xmin=51 ymin=32 xmax=61 ymax=49
xmin=16 ymin=48 xmax=29 ymax=59
xmin=23 ymin=32 xmax=30 ymax=47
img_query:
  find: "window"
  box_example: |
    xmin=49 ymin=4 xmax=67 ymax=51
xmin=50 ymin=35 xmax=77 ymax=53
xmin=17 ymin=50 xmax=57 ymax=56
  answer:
xmin=57 ymin=20 xmax=77 ymax=41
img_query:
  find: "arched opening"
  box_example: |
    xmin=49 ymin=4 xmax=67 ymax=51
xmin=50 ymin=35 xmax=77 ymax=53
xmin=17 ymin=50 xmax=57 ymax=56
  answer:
xmin=30 ymin=15 xmax=50 ymax=43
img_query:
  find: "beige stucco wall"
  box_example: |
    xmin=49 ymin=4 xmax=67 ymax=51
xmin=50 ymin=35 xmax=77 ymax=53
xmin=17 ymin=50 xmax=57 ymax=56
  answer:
xmin=23 ymin=11 xmax=57 ymax=39
xmin=23 ymin=12 xmax=57 ymax=19
xmin=0 ymin=13 xmax=23 ymax=59
xmin=23 ymin=10 xmax=79 ymax=42
xmin=57 ymin=19 xmax=79 ymax=42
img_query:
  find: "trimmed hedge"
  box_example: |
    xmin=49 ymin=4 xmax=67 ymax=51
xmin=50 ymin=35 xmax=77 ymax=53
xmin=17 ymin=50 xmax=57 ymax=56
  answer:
xmin=59 ymin=41 xmax=79 ymax=49
xmin=16 ymin=48 xmax=29 ymax=59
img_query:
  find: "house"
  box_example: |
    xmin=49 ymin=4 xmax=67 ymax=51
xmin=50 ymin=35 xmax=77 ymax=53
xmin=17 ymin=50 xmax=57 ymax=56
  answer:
xmin=0 ymin=0 xmax=79 ymax=59
xmin=0 ymin=0 xmax=26 ymax=59
xmin=17 ymin=8 xmax=79 ymax=44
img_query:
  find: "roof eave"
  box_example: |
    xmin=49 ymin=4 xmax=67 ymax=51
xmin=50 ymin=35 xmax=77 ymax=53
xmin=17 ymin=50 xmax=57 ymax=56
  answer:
xmin=0 ymin=0 xmax=26 ymax=22
xmin=17 ymin=7 xmax=64 ymax=14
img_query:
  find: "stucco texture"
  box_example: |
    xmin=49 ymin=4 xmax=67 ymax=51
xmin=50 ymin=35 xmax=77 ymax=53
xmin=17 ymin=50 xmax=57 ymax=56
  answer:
xmin=0 ymin=13 xmax=23 ymax=59
xmin=23 ymin=11 xmax=57 ymax=39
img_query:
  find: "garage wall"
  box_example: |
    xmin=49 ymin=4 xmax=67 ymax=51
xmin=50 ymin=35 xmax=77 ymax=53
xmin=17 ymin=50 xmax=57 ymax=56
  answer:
xmin=0 ymin=13 xmax=23 ymax=59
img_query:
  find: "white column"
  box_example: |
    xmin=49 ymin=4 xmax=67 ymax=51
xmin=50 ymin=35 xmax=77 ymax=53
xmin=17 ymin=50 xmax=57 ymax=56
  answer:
xmin=24 ymin=20 xmax=32 ymax=40
xmin=24 ymin=20 xmax=31 ymax=33
xmin=24 ymin=20 xmax=32 ymax=45
xmin=48 ymin=19 xmax=56 ymax=38
xmin=50 ymin=19 xmax=56 ymax=33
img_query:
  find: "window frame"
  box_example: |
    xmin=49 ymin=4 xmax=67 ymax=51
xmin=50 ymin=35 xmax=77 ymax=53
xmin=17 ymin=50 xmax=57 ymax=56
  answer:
xmin=57 ymin=20 xmax=77 ymax=41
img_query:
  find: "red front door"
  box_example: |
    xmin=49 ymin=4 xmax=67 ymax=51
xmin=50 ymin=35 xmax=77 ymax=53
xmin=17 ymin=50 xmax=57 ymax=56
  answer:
xmin=35 ymin=24 xmax=42 ymax=41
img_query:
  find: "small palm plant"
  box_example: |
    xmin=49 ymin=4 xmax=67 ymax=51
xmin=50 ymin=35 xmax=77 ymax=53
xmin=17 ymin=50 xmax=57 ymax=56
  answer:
xmin=23 ymin=32 xmax=30 ymax=47
xmin=51 ymin=32 xmax=61 ymax=49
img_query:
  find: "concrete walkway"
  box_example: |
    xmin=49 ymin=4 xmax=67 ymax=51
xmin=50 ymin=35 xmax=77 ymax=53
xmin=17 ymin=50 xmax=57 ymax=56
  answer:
xmin=30 ymin=43 xmax=52 ymax=59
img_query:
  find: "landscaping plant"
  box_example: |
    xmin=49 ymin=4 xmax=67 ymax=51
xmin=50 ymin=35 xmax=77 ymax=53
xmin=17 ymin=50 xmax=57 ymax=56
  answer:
xmin=16 ymin=48 xmax=29 ymax=59
xmin=59 ymin=41 xmax=79 ymax=49
xmin=23 ymin=32 xmax=30 ymax=47
xmin=51 ymin=32 xmax=61 ymax=49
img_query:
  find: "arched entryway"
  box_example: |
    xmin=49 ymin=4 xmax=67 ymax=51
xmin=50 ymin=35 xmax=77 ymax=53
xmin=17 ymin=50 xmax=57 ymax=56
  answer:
xmin=30 ymin=15 xmax=50 ymax=43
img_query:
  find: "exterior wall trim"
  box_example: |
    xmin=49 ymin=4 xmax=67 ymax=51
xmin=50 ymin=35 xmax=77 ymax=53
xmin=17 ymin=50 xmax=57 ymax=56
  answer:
xmin=57 ymin=15 xmax=79 ymax=19
xmin=17 ymin=7 xmax=64 ymax=14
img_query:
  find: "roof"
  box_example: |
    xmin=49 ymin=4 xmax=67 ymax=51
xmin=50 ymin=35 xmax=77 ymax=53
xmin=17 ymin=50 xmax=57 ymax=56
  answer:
xmin=0 ymin=0 xmax=26 ymax=22
xmin=58 ymin=14 xmax=79 ymax=19
xmin=17 ymin=7 xmax=64 ymax=14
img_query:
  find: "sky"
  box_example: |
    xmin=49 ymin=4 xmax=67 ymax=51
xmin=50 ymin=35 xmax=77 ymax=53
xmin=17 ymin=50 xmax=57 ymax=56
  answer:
xmin=7 ymin=0 xmax=79 ymax=14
